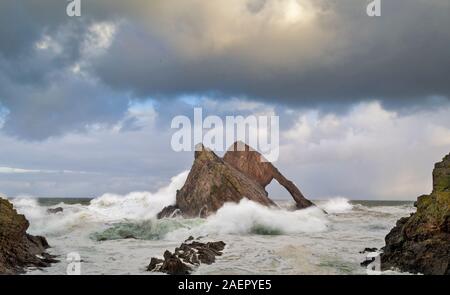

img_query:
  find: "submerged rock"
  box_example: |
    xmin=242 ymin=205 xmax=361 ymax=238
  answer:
xmin=0 ymin=197 xmax=58 ymax=274
xmin=147 ymin=239 xmax=226 ymax=275
xmin=359 ymin=247 xmax=378 ymax=254
xmin=47 ymin=207 xmax=63 ymax=214
xmin=381 ymin=153 xmax=450 ymax=275
xmin=158 ymin=142 xmax=314 ymax=218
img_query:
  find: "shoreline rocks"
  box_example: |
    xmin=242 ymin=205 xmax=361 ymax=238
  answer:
xmin=147 ymin=237 xmax=226 ymax=275
xmin=0 ymin=197 xmax=58 ymax=274
xmin=158 ymin=141 xmax=314 ymax=218
xmin=381 ymin=153 xmax=450 ymax=275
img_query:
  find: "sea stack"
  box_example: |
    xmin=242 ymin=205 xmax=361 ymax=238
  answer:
xmin=381 ymin=153 xmax=450 ymax=275
xmin=0 ymin=197 xmax=57 ymax=274
xmin=158 ymin=141 xmax=314 ymax=218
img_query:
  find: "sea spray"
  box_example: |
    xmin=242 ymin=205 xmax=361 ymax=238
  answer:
xmin=88 ymin=170 xmax=188 ymax=220
xmin=320 ymin=198 xmax=354 ymax=214
xmin=10 ymin=171 xmax=328 ymax=240
xmin=10 ymin=171 xmax=189 ymax=236
xmin=165 ymin=199 xmax=329 ymax=240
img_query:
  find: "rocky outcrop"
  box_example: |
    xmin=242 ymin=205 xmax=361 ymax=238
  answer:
xmin=223 ymin=142 xmax=314 ymax=209
xmin=381 ymin=153 xmax=450 ymax=275
xmin=147 ymin=237 xmax=226 ymax=275
xmin=0 ymin=197 xmax=58 ymax=274
xmin=158 ymin=142 xmax=314 ymax=218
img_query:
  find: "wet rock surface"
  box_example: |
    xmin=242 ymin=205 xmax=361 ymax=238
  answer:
xmin=0 ymin=197 xmax=58 ymax=274
xmin=47 ymin=207 xmax=63 ymax=214
xmin=381 ymin=153 xmax=450 ymax=275
xmin=147 ymin=237 xmax=226 ymax=275
xmin=158 ymin=142 xmax=314 ymax=218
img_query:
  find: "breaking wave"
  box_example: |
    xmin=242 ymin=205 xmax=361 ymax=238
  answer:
xmin=10 ymin=171 xmax=189 ymax=236
xmin=320 ymin=197 xmax=354 ymax=214
xmin=9 ymin=170 xmax=330 ymax=241
xmin=195 ymin=199 xmax=328 ymax=236
xmin=93 ymin=199 xmax=329 ymax=241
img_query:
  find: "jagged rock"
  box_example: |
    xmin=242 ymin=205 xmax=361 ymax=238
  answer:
xmin=360 ymin=257 xmax=376 ymax=267
xmin=47 ymin=207 xmax=63 ymax=214
xmin=158 ymin=142 xmax=314 ymax=218
xmin=147 ymin=239 xmax=226 ymax=275
xmin=0 ymin=197 xmax=58 ymax=274
xmin=359 ymin=247 xmax=378 ymax=254
xmin=381 ymin=153 xmax=450 ymax=275
xmin=156 ymin=205 xmax=180 ymax=219
xmin=146 ymin=257 xmax=164 ymax=272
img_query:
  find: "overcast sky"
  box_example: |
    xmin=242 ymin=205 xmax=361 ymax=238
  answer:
xmin=0 ymin=0 xmax=449 ymax=200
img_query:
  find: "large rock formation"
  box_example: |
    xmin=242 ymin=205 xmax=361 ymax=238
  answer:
xmin=224 ymin=142 xmax=314 ymax=209
xmin=158 ymin=142 xmax=314 ymax=218
xmin=381 ymin=153 xmax=450 ymax=275
xmin=0 ymin=197 xmax=57 ymax=274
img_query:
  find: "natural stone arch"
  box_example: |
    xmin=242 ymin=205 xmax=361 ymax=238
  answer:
xmin=223 ymin=141 xmax=313 ymax=209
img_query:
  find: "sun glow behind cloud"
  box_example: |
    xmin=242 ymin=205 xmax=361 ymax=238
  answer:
xmin=279 ymin=0 xmax=316 ymax=25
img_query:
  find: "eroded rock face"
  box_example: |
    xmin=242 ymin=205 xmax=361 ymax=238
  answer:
xmin=0 ymin=197 xmax=58 ymax=274
xmin=147 ymin=237 xmax=226 ymax=275
xmin=223 ymin=142 xmax=314 ymax=209
xmin=381 ymin=154 xmax=450 ymax=275
xmin=158 ymin=142 xmax=314 ymax=218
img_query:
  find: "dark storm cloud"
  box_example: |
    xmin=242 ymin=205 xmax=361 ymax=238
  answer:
xmin=0 ymin=0 xmax=449 ymax=140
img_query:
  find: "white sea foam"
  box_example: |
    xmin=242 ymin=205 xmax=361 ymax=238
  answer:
xmin=320 ymin=197 xmax=354 ymax=214
xmin=89 ymin=170 xmax=188 ymax=220
xmin=5 ymin=171 xmax=418 ymax=275
xmin=10 ymin=171 xmax=189 ymax=236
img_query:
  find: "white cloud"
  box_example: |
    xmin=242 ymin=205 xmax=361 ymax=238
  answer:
xmin=0 ymin=167 xmax=42 ymax=174
xmin=278 ymin=101 xmax=450 ymax=200
xmin=84 ymin=22 xmax=116 ymax=53
xmin=0 ymin=104 xmax=8 ymax=129
xmin=35 ymin=35 xmax=62 ymax=54
xmin=0 ymin=98 xmax=449 ymax=200
xmin=0 ymin=166 xmax=90 ymax=175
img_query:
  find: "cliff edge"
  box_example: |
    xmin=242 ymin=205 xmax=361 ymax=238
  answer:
xmin=381 ymin=153 xmax=450 ymax=275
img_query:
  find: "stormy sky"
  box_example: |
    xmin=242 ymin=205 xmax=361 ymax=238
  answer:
xmin=0 ymin=0 xmax=449 ymax=200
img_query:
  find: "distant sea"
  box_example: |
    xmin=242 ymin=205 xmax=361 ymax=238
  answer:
xmin=37 ymin=197 xmax=414 ymax=208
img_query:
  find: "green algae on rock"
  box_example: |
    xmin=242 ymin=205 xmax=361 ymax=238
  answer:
xmin=0 ymin=197 xmax=58 ymax=274
xmin=381 ymin=153 xmax=450 ymax=275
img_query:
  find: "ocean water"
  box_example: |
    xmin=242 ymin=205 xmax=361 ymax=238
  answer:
xmin=6 ymin=172 xmax=415 ymax=275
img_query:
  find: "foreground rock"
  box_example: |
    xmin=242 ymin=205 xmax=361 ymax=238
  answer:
xmin=0 ymin=197 xmax=58 ymax=274
xmin=158 ymin=142 xmax=314 ymax=218
xmin=381 ymin=153 xmax=450 ymax=275
xmin=147 ymin=237 xmax=226 ymax=275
